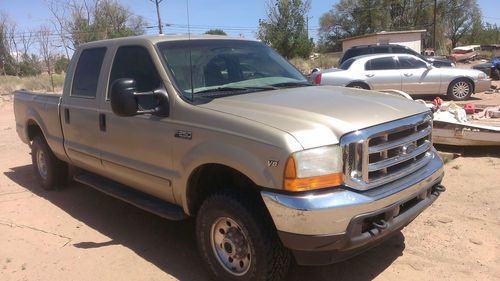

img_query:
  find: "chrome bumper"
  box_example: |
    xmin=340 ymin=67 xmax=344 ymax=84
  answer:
xmin=261 ymin=148 xmax=444 ymax=236
xmin=475 ymin=79 xmax=491 ymax=93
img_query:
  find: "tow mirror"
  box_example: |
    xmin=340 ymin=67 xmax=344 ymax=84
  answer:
xmin=110 ymin=78 xmax=169 ymax=117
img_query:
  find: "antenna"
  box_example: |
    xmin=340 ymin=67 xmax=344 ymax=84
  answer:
xmin=186 ymin=0 xmax=194 ymax=100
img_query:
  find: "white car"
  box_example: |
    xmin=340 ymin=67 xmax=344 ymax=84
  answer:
xmin=311 ymin=54 xmax=491 ymax=100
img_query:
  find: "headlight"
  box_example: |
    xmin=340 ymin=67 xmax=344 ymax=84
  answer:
xmin=283 ymin=145 xmax=343 ymax=191
xmin=478 ymin=72 xmax=487 ymax=80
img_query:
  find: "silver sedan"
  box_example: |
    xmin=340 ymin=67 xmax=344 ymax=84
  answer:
xmin=311 ymin=54 xmax=491 ymax=100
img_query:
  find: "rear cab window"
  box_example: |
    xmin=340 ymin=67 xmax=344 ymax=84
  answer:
xmin=365 ymin=57 xmax=397 ymax=70
xmin=71 ymin=48 xmax=106 ymax=98
xmin=339 ymin=58 xmax=355 ymax=70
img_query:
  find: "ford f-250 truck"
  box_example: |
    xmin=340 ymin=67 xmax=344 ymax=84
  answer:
xmin=14 ymin=35 xmax=445 ymax=281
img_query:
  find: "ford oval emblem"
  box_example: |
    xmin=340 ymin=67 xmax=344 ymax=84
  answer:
xmin=401 ymin=143 xmax=417 ymax=155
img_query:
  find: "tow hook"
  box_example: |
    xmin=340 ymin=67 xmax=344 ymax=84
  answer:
xmin=372 ymin=219 xmax=388 ymax=230
xmin=432 ymin=184 xmax=446 ymax=196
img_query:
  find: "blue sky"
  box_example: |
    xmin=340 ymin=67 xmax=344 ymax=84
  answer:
xmin=2 ymin=0 xmax=499 ymax=40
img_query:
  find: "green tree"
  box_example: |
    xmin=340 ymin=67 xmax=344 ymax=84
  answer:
xmin=204 ymin=29 xmax=227 ymax=35
xmin=68 ymin=0 xmax=146 ymax=47
xmin=19 ymin=54 xmax=42 ymax=76
xmin=444 ymin=0 xmax=481 ymax=48
xmin=257 ymin=0 xmax=314 ymax=59
xmin=54 ymin=55 xmax=70 ymax=74
xmin=0 ymin=13 xmax=17 ymax=75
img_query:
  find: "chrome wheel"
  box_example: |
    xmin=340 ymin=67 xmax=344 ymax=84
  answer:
xmin=452 ymin=81 xmax=470 ymax=99
xmin=210 ymin=217 xmax=251 ymax=276
xmin=36 ymin=149 xmax=48 ymax=180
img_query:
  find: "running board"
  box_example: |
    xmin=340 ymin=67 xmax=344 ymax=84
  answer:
xmin=74 ymin=172 xmax=188 ymax=221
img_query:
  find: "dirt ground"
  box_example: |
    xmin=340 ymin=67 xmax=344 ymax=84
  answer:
xmin=1 ymin=86 xmax=499 ymax=281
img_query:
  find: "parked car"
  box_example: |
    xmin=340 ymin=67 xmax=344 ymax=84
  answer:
xmin=14 ymin=35 xmax=446 ymax=281
xmin=472 ymin=56 xmax=500 ymax=80
xmin=311 ymin=54 xmax=491 ymax=101
xmin=339 ymin=44 xmax=456 ymax=68
xmin=449 ymin=45 xmax=480 ymax=62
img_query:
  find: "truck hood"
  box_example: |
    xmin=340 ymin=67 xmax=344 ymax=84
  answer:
xmin=199 ymin=86 xmax=429 ymax=149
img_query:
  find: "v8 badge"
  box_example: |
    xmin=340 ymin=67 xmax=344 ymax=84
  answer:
xmin=267 ymin=160 xmax=279 ymax=167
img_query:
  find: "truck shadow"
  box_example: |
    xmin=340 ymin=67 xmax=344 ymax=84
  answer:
xmin=4 ymin=164 xmax=405 ymax=281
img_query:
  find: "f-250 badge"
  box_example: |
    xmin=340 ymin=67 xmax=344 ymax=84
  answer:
xmin=175 ymin=130 xmax=192 ymax=140
xmin=268 ymin=160 xmax=279 ymax=167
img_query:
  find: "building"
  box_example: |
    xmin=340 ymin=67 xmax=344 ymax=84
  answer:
xmin=341 ymin=30 xmax=426 ymax=53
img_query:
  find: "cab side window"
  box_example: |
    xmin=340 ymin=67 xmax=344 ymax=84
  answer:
xmin=109 ymin=46 xmax=162 ymax=109
xmin=71 ymin=48 xmax=106 ymax=98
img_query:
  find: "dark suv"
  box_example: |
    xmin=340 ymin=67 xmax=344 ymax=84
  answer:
xmin=339 ymin=44 xmax=455 ymax=68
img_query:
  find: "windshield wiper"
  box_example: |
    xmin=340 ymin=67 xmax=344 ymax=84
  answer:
xmin=195 ymin=86 xmax=277 ymax=97
xmin=269 ymin=81 xmax=312 ymax=88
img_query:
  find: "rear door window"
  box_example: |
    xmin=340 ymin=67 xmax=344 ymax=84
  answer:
xmin=365 ymin=57 xmax=396 ymax=70
xmin=71 ymin=48 xmax=106 ymax=98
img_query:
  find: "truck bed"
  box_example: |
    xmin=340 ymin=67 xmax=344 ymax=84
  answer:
xmin=13 ymin=90 xmax=68 ymax=161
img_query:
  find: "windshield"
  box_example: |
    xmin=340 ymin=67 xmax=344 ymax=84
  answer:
xmin=157 ymin=39 xmax=308 ymax=100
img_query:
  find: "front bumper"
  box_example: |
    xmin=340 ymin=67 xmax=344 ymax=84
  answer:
xmin=261 ymin=149 xmax=444 ymax=265
xmin=475 ymin=79 xmax=492 ymax=93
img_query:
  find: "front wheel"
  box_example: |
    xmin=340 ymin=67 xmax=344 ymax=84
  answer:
xmin=196 ymin=191 xmax=291 ymax=281
xmin=447 ymin=78 xmax=473 ymax=101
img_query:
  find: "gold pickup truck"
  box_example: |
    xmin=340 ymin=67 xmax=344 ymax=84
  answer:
xmin=14 ymin=35 xmax=445 ymax=281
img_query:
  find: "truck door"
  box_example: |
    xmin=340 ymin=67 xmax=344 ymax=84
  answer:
xmin=363 ymin=56 xmax=402 ymax=91
xmin=61 ymin=47 xmax=107 ymax=173
xmin=98 ymin=45 xmax=175 ymax=203
xmin=398 ymin=55 xmax=441 ymax=95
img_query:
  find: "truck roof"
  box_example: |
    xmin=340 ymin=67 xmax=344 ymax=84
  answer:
xmin=79 ymin=34 xmax=257 ymax=49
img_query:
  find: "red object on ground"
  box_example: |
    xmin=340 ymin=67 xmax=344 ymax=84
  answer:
xmin=464 ymin=103 xmax=475 ymax=114
xmin=432 ymin=97 xmax=443 ymax=107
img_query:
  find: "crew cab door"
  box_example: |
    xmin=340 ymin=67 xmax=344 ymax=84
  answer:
xmin=61 ymin=47 xmax=107 ymax=173
xmin=98 ymin=45 xmax=175 ymax=203
xmin=397 ymin=55 xmax=441 ymax=95
xmin=363 ymin=56 xmax=402 ymax=91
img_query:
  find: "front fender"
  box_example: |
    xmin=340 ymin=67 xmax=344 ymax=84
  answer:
xmin=177 ymin=141 xmax=285 ymax=214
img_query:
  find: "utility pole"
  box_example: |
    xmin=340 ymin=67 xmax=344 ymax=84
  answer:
xmin=151 ymin=0 xmax=164 ymax=34
xmin=433 ymin=0 xmax=437 ymax=50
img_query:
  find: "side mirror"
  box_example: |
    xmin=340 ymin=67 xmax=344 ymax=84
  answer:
xmin=427 ymin=63 xmax=433 ymax=70
xmin=110 ymin=78 xmax=169 ymax=117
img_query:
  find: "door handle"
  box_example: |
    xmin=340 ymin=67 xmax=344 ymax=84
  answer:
xmin=365 ymin=74 xmax=375 ymax=77
xmin=99 ymin=113 xmax=106 ymax=132
xmin=404 ymin=73 xmax=413 ymax=77
xmin=64 ymin=108 xmax=70 ymax=124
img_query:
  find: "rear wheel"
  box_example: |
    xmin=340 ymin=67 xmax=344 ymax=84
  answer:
xmin=346 ymin=82 xmax=370 ymax=90
xmin=447 ymin=78 xmax=473 ymax=101
xmin=196 ymin=191 xmax=291 ymax=281
xmin=31 ymin=135 xmax=68 ymax=190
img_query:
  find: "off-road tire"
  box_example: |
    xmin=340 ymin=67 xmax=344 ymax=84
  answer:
xmin=196 ymin=191 xmax=291 ymax=281
xmin=346 ymin=82 xmax=370 ymax=90
xmin=447 ymin=78 xmax=473 ymax=101
xmin=31 ymin=135 xmax=68 ymax=190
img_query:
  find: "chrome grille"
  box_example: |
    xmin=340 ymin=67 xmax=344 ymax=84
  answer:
xmin=341 ymin=112 xmax=433 ymax=190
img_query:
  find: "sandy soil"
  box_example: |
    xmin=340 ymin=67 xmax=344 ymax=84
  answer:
xmin=0 ymin=91 xmax=499 ymax=281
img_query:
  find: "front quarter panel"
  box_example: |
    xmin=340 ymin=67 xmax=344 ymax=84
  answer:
xmin=170 ymin=103 xmax=303 ymax=214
